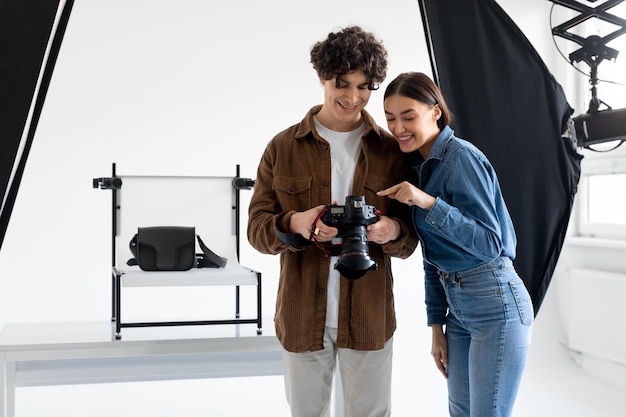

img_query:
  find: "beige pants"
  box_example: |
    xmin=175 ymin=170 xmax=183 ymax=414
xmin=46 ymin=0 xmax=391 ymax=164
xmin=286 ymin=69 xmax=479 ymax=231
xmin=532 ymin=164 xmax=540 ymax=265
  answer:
xmin=283 ymin=326 xmax=393 ymax=417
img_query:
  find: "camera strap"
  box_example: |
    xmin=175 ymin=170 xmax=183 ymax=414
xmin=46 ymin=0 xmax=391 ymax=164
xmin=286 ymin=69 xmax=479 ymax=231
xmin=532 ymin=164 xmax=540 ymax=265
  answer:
xmin=273 ymin=211 xmax=342 ymax=256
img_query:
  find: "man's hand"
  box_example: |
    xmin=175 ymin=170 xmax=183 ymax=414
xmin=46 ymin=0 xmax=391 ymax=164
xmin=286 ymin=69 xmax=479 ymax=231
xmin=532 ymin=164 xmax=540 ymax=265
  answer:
xmin=367 ymin=216 xmax=400 ymax=244
xmin=289 ymin=205 xmax=338 ymax=242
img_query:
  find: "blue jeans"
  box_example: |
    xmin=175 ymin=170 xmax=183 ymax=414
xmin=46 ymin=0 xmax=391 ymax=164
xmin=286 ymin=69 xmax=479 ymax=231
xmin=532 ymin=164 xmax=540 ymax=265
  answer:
xmin=439 ymin=257 xmax=533 ymax=417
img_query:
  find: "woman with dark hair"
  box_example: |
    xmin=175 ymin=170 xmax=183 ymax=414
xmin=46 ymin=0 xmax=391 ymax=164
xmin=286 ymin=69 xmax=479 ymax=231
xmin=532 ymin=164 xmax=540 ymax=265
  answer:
xmin=378 ymin=72 xmax=533 ymax=417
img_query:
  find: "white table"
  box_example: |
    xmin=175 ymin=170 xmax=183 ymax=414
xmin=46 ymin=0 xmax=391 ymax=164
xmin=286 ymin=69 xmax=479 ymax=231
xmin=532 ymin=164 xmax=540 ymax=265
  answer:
xmin=0 ymin=321 xmax=282 ymax=417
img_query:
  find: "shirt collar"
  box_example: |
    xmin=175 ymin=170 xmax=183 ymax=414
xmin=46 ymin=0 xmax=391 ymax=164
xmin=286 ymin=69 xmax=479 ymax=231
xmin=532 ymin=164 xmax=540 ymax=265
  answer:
xmin=295 ymin=105 xmax=379 ymax=140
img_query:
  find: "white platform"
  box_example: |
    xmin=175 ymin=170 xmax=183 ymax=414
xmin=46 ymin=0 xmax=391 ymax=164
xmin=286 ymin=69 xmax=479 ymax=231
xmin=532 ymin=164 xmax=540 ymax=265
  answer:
xmin=115 ymin=265 xmax=260 ymax=287
xmin=0 ymin=321 xmax=282 ymax=417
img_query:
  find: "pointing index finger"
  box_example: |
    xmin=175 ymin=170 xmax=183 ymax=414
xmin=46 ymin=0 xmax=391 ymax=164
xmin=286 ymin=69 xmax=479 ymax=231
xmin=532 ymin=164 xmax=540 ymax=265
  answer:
xmin=377 ymin=184 xmax=399 ymax=197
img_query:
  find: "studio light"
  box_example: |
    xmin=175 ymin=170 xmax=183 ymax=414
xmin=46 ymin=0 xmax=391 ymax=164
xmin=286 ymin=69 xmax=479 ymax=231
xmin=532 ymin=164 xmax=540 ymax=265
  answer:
xmin=550 ymin=0 xmax=626 ymax=150
xmin=572 ymin=107 xmax=626 ymax=147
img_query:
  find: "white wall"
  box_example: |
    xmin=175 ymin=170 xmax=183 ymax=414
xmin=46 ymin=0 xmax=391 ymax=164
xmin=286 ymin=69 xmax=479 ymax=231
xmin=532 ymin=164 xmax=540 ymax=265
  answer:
xmin=0 ymin=0 xmax=425 ymax=324
xmin=1 ymin=0 xmax=574 ymax=327
xmin=7 ymin=0 xmax=626 ymax=414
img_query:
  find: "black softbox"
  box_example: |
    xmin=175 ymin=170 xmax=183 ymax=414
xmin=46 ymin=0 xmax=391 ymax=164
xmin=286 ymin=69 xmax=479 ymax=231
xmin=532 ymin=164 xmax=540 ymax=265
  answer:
xmin=0 ymin=0 xmax=72 ymax=249
xmin=418 ymin=0 xmax=583 ymax=314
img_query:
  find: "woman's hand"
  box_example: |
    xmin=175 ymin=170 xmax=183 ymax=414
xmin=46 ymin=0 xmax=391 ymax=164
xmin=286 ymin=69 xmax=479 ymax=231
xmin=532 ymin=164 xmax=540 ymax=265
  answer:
xmin=431 ymin=324 xmax=448 ymax=379
xmin=377 ymin=181 xmax=436 ymax=210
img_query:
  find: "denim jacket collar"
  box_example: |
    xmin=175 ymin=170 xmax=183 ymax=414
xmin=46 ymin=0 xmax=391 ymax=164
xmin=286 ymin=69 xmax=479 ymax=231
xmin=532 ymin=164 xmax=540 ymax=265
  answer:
xmin=410 ymin=125 xmax=455 ymax=174
xmin=426 ymin=125 xmax=455 ymax=161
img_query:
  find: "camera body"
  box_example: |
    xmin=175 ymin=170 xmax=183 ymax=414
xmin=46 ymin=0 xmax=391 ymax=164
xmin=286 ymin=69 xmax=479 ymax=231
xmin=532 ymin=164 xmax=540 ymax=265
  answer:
xmin=321 ymin=195 xmax=380 ymax=280
xmin=321 ymin=196 xmax=379 ymax=233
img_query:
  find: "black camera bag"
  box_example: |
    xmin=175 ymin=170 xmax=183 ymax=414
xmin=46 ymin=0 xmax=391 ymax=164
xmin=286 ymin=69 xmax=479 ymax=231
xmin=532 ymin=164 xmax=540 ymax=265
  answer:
xmin=127 ymin=226 xmax=227 ymax=271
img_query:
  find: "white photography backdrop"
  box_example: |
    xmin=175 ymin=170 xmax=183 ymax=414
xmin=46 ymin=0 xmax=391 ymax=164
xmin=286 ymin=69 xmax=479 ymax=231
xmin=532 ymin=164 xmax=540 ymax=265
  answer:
xmin=0 ymin=0 xmax=562 ymax=327
xmin=0 ymin=1 xmax=592 ymax=416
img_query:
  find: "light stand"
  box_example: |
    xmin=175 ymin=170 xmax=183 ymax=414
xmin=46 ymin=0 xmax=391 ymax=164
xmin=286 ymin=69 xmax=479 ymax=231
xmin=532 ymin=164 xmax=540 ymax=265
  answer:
xmin=550 ymin=0 xmax=626 ymax=149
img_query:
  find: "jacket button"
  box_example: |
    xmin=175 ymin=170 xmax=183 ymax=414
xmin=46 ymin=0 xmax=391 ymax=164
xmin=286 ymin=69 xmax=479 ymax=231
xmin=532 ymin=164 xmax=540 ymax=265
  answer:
xmin=322 ymin=181 xmax=329 ymax=187
xmin=289 ymin=186 xmax=295 ymax=192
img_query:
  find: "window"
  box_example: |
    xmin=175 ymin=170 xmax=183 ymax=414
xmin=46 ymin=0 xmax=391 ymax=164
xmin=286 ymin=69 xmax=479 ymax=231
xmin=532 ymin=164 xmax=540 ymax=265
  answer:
xmin=587 ymin=173 xmax=626 ymax=225
xmin=576 ymin=155 xmax=626 ymax=239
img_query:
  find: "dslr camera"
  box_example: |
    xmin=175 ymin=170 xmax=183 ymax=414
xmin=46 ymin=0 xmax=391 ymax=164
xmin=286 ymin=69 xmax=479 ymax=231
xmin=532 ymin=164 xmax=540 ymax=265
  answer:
xmin=321 ymin=195 xmax=380 ymax=280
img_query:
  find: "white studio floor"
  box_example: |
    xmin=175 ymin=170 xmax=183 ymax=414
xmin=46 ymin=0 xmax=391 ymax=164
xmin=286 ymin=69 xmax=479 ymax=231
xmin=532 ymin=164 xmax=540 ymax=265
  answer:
xmin=13 ymin=273 xmax=626 ymax=417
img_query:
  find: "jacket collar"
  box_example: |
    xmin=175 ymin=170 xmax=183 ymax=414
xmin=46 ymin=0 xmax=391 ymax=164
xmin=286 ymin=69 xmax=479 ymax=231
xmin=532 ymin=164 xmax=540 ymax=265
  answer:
xmin=427 ymin=125 xmax=455 ymax=160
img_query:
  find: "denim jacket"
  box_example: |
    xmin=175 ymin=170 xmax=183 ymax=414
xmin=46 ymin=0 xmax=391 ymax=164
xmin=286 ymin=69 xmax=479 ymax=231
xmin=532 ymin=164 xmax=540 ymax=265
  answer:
xmin=409 ymin=126 xmax=517 ymax=325
xmin=247 ymin=105 xmax=418 ymax=352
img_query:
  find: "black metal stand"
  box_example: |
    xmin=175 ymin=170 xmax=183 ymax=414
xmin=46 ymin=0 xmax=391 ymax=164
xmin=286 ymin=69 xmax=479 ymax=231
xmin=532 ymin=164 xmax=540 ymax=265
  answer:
xmin=550 ymin=0 xmax=626 ymax=149
xmin=109 ymin=268 xmax=262 ymax=338
xmin=550 ymin=0 xmax=625 ymax=112
xmin=94 ymin=164 xmax=261 ymax=340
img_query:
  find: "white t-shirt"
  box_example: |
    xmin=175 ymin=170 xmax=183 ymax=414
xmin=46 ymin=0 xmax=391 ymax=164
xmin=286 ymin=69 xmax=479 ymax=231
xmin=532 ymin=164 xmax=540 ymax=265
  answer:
xmin=313 ymin=117 xmax=364 ymax=328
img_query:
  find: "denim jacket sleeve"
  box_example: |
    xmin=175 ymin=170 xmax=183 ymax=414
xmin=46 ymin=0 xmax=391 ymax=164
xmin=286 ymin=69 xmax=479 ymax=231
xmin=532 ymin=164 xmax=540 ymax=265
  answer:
xmin=424 ymin=260 xmax=447 ymax=326
xmin=425 ymin=146 xmax=504 ymax=262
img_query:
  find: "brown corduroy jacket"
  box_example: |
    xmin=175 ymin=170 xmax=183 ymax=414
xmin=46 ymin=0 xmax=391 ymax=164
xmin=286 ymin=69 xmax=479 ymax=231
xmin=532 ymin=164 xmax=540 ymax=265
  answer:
xmin=247 ymin=105 xmax=419 ymax=352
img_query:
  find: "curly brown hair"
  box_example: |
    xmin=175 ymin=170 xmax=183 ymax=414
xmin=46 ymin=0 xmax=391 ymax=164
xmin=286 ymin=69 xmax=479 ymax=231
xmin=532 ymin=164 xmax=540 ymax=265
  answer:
xmin=310 ymin=26 xmax=388 ymax=90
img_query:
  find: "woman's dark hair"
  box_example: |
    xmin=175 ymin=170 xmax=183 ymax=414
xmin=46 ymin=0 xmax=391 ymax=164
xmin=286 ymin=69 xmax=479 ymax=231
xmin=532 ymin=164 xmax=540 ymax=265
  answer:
xmin=384 ymin=72 xmax=452 ymax=129
xmin=310 ymin=26 xmax=388 ymax=90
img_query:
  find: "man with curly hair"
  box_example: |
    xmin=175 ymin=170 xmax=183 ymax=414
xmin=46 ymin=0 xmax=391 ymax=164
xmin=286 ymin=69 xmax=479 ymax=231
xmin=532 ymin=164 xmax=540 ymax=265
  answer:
xmin=247 ymin=26 xmax=418 ymax=416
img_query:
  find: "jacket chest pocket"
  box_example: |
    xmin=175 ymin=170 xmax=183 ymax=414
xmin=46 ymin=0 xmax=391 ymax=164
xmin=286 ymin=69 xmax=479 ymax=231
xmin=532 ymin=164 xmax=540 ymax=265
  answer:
xmin=273 ymin=176 xmax=312 ymax=210
xmin=363 ymin=177 xmax=396 ymax=211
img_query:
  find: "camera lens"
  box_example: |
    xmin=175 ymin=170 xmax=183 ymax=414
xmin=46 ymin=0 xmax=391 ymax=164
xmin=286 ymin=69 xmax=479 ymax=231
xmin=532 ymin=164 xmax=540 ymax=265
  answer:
xmin=334 ymin=225 xmax=378 ymax=279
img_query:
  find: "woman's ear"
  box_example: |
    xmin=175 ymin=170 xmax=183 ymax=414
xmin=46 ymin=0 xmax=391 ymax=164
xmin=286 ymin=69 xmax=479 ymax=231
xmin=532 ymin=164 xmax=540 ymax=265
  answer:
xmin=433 ymin=104 xmax=442 ymax=120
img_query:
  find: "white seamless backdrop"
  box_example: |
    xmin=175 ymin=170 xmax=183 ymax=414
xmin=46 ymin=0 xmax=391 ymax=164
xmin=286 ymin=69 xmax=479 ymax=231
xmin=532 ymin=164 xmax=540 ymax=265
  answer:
xmin=6 ymin=2 xmax=622 ymax=416
xmin=0 ymin=0 xmax=561 ymax=326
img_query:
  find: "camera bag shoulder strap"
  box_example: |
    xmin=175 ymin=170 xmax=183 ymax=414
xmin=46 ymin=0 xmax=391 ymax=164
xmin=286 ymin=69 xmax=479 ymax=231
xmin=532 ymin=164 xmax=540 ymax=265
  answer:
xmin=196 ymin=235 xmax=228 ymax=268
